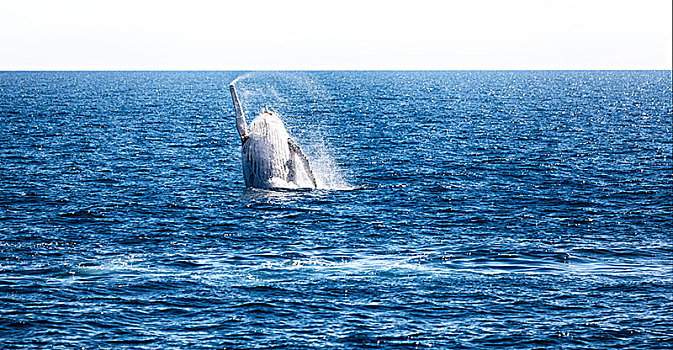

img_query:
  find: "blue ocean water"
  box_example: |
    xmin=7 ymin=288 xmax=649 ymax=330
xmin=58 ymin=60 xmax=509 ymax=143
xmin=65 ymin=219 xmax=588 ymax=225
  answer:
xmin=0 ymin=71 xmax=671 ymax=349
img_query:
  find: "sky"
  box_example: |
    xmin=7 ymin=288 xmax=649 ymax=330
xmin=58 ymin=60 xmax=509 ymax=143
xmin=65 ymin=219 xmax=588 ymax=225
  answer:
xmin=0 ymin=0 xmax=671 ymax=70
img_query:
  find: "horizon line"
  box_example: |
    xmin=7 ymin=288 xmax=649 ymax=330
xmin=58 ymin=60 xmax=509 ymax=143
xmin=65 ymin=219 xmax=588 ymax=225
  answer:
xmin=1 ymin=68 xmax=672 ymax=72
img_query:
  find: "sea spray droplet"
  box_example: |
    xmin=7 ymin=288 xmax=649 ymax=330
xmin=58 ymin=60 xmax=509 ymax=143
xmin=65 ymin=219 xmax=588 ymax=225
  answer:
xmin=229 ymin=72 xmax=252 ymax=87
xmin=307 ymin=138 xmax=354 ymax=190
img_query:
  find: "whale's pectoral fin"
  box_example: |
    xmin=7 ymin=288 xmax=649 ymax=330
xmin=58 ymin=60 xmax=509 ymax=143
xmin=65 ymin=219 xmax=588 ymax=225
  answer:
xmin=286 ymin=157 xmax=297 ymax=184
xmin=229 ymin=83 xmax=248 ymax=140
xmin=288 ymin=138 xmax=317 ymax=188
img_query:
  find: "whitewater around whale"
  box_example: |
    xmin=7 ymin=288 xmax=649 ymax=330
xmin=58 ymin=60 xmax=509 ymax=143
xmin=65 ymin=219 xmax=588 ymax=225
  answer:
xmin=229 ymin=82 xmax=317 ymax=189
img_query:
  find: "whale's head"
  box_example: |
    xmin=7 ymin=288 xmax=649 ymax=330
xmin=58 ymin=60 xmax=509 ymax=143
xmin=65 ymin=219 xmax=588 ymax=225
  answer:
xmin=247 ymin=109 xmax=290 ymax=141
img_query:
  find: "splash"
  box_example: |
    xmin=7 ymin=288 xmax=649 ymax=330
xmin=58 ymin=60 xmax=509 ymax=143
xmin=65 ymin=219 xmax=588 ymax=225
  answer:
xmin=229 ymin=72 xmax=252 ymax=87
xmin=229 ymin=72 xmax=354 ymax=190
xmin=303 ymin=137 xmax=352 ymax=190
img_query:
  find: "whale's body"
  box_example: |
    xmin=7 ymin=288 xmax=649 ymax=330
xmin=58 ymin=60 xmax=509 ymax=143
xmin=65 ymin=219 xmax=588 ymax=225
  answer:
xmin=230 ymin=83 xmax=317 ymax=189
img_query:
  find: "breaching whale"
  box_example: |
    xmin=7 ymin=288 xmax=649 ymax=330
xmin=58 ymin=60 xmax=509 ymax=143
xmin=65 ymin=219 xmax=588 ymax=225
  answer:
xmin=229 ymin=82 xmax=317 ymax=189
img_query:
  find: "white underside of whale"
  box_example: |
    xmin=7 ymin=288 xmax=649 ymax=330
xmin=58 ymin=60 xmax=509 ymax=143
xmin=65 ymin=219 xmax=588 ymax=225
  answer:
xmin=241 ymin=113 xmax=315 ymax=189
xmin=230 ymin=82 xmax=317 ymax=189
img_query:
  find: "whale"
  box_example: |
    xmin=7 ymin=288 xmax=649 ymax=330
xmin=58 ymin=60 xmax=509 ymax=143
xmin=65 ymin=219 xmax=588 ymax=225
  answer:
xmin=229 ymin=82 xmax=317 ymax=189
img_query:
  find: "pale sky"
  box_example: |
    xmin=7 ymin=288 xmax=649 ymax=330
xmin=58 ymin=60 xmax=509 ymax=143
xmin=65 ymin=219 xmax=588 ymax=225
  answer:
xmin=0 ymin=0 xmax=671 ymax=70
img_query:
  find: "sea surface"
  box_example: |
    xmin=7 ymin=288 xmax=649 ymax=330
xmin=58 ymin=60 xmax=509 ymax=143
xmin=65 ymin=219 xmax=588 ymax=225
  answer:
xmin=0 ymin=71 xmax=671 ymax=349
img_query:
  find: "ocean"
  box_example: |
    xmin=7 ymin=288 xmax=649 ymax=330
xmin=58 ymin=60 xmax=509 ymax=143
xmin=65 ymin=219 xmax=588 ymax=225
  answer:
xmin=1 ymin=71 xmax=671 ymax=349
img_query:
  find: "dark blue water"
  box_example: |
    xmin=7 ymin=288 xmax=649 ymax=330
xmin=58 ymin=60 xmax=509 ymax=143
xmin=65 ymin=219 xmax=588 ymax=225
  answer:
xmin=1 ymin=71 xmax=671 ymax=349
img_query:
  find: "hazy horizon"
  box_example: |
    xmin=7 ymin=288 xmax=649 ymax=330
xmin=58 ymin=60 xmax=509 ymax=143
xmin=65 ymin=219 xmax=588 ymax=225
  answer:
xmin=1 ymin=0 xmax=671 ymax=70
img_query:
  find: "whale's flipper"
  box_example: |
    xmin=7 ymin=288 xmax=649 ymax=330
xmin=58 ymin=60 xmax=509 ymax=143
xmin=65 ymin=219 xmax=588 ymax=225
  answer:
xmin=229 ymin=83 xmax=248 ymax=140
xmin=288 ymin=138 xmax=317 ymax=188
